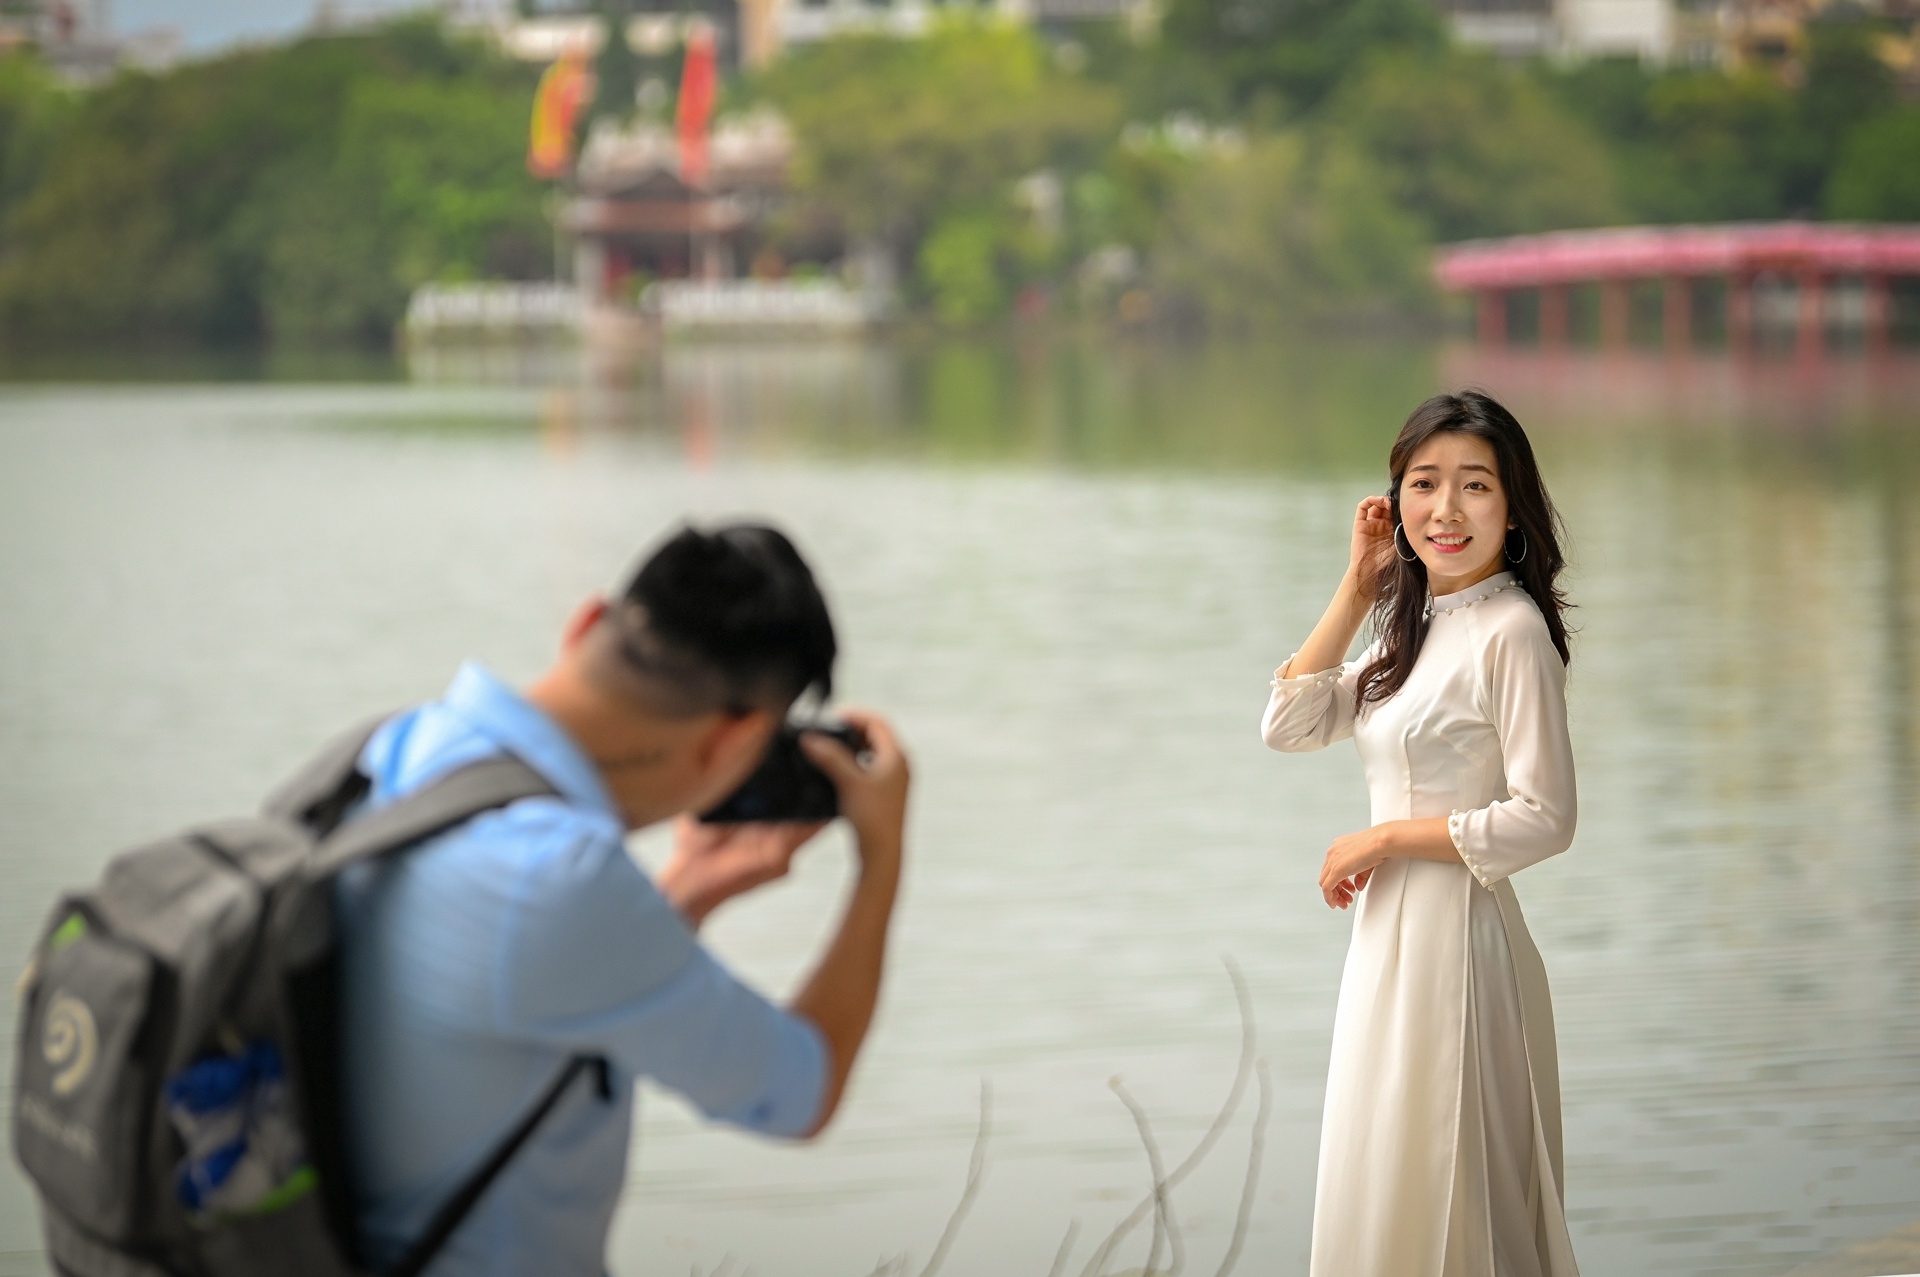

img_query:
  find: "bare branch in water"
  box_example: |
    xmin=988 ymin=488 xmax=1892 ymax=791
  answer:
xmin=1213 ymin=1061 xmax=1272 ymax=1277
xmin=916 ymin=1080 xmax=992 ymax=1277
xmin=1048 ymin=1222 xmax=1082 ymax=1277
xmin=1112 ymin=1076 xmax=1183 ymax=1277
xmin=1078 ymin=959 xmax=1257 ymax=1277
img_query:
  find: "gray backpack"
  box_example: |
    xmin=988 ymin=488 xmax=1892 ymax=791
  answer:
xmin=12 ymin=719 xmax=611 ymax=1277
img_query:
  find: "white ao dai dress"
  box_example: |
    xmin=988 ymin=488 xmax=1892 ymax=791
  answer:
xmin=1262 ymin=572 xmax=1580 ymax=1277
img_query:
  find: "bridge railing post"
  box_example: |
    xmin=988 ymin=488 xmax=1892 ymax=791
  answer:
xmin=1663 ymin=275 xmax=1691 ymax=353
xmin=1476 ymin=288 xmax=1507 ymax=347
xmin=1728 ymin=273 xmax=1754 ymax=353
xmin=1540 ymin=284 xmax=1569 ymax=349
xmin=1599 ymin=278 xmax=1630 ymax=350
xmin=1865 ymin=273 xmax=1892 ymax=356
xmin=1797 ymin=270 xmax=1826 ymax=358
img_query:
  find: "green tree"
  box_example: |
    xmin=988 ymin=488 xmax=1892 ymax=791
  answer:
xmin=755 ymin=19 xmax=1118 ymax=271
xmin=1634 ymin=70 xmax=1796 ymax=220
xmin=1151 ymin=131 xmax=1429 ymax=330
xmin=1538 ymin=27 xmax=1904 ymax=223
xmin=262 ymin=76 xmax=549 ymax=342
xmin=1082 ymin=129 xmax=1198 ymax=254
xmin=1157 ymin=0 xmax=1445 ymax=116
xmin=0 ymin=52 xmax=73 ymax=217
xmin=0 ymin=19 xmax=542 ymax=345
xmin=1787 ymin=17 xmax=1900 ymax=210
xmin=1326 ymin=51 xmax=1620 ymax=242
xmin=1825 ymin=109 xmax=1920 ymax=220
xmin=918 ymin=210 xmax=1016 ymax=325
xmin=1537 ymin=55 xmax=1659 ymax=146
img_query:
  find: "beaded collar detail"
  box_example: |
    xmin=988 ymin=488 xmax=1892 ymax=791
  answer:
xmin=1429 ymin=571 xmax=1518 ymax=616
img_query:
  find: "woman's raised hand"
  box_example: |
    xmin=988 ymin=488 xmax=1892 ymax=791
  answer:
xmin=1284 ymin=494 xmax=1394 ymax=679
xmin=1350 ymin=495 xmax=1396 ymax=586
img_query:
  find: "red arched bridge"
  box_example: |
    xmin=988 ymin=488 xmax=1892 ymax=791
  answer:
xmin=1435 ymin=222 xmax=1920 ymax=350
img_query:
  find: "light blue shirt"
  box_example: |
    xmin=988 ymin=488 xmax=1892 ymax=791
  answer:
xmin=337 ymin=663 xmax=827 ymax=1277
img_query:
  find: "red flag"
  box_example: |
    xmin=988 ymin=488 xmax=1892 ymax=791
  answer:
xmin=676 ymin=23 xmax=718 ymax=188
xmin=528 ymin=47 xmax=591 ymax=180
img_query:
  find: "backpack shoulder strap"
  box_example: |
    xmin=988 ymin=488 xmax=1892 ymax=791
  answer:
xmin=386 ymin=1054 xmax=612 ymax=1277
xmin=307 ymin=754 xmax=559 ymax=880
xmin=297 ymin=752 xmax=580 ymax=1273
xmin=262 ymin=713 xmax=389 ymax=833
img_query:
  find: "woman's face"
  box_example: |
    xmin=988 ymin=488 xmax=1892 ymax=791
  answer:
xmin=1397 ymin=431 xmax=1513 ymax=592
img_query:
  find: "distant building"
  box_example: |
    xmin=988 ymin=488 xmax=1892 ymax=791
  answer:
xmin=1441 ymin=0 xmax=1918 ymax=68
xmin=0 ymin=0 xmax=178 ymax=82
xmin=1558 ymin=0 xmax=1674 ymax=56
xmin=1437 ymin=0 xmax=1673 ymax=59
xmin=1717 ymin=0 xmax=1811 ymax=67
xmin=1444 ymin=0 xmax=1563 ymax=58
xmin=562 ymin=111 xmax=794 ymax=301
xmin=496 ymin=0 xmax=1151 ymax=72
xmin=498 ymin=5 xmax=768 ymax=71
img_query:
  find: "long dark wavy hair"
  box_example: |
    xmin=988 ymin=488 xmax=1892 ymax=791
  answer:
xmin=1355 ymin=391 xmax=1571 ymax=709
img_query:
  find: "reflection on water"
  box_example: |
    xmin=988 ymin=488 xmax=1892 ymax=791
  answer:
xmin=413 ymin=335 xmax=1448 ymax=472
xmin=2 ymin=339 xmax=1919 ymax=1277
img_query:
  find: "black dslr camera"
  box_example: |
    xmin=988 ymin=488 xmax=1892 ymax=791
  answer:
xmin=699 ymin=720 xmax=868 ymax=823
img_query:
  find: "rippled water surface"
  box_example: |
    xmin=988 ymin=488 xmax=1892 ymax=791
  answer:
xmin=3 ymin=338 xmax=1919 ymax=1277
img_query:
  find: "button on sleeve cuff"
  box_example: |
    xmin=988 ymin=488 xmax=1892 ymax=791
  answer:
xmin=1449 ymin=809 xmax=1500 ymax=890
xmin=1270 ymin=654 xmax=1345 ymax=689
xmin=1262 ymin=655 xmax=1358 ymax=753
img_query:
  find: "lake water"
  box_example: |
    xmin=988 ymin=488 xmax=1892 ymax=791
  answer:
xmin=3 ymin=336 xmax=1919 ymax=1277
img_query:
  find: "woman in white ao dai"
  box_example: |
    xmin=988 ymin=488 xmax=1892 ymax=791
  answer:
xmin=1263 ymin=393 xmax=1580 ymax=1277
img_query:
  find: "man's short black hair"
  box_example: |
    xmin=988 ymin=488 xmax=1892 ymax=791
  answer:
xmin=612 ymin=522 xmax=836 ymax=713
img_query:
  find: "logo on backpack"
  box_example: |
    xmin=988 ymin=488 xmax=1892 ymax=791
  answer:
xmin=43 ymin=992 xmax=97 ymax=1096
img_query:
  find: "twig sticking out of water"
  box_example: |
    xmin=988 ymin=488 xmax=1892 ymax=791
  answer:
xmin=1075 ymin=959 xmax=1257 ymax=1277
xmin=916 ymin=1080 xmax=992 ymax=1277
xmin=1112 ymin=1077 xmax=1184 ymax=1277
xmin=1048 ymin=1223 xmax=1082 ymax=1277
xmin=1211 ymin=1061 xmax=1271 ymax=1277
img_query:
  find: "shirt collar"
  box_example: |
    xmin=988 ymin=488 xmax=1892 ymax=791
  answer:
xmin=1430 ymin=570 xmax=1517 ymax=615
xmin=440 ymin=662 xmax=621 ymax=822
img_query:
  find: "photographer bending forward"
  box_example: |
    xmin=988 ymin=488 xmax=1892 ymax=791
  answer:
xmin=338 ymin=524 xmax=907 ymax=1277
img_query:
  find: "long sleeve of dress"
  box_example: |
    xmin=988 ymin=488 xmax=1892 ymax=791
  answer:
xmin=1447 ymin=610 xmax=1578 ymax=888
xmin=1261 ymin=654 xmax=1361 ymax=753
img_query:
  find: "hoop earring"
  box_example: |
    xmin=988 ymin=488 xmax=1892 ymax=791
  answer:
xmin=1506 ymin=528 xmax=1528 ymax=564
xmin=1393 ymin=525 xmax=1419 ymax=563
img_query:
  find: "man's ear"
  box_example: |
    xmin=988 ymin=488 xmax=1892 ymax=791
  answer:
xmin=696 ymin=708 xmax=778 ymax=782
xmin=560 ymin=596 xmax=609 ymax=653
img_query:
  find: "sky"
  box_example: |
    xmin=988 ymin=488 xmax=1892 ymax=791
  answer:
xmin=111 ymin=0 xmax=459 ymax=52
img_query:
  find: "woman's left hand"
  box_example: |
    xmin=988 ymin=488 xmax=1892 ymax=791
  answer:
xmin=1320 ymin=827 xmax=1388 ymax=910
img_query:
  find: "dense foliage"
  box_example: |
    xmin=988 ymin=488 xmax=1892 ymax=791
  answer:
xmin=1537 ymin=20 xmax=1906 ymax=223
xmin=0 ymin=6 xmax=1914 ymax=342
xmin=0 ymin=20 xmax=544 ymax=344
xmin=753 ymin=20 xmax=1120 ymax=322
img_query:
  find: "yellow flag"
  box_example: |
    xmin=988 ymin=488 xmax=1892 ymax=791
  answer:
xmin=529 ymin=49 xmax=591 ymax=180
